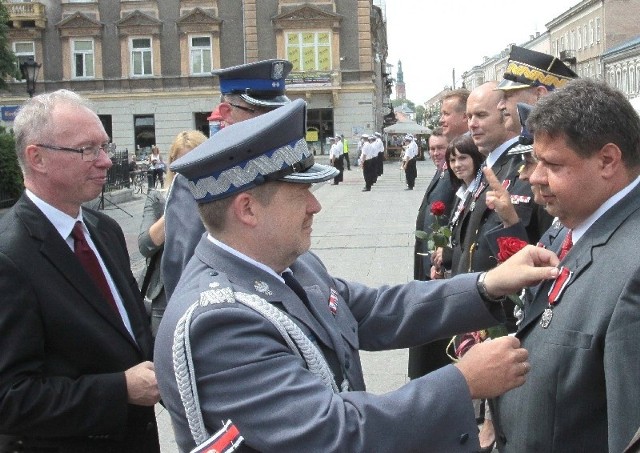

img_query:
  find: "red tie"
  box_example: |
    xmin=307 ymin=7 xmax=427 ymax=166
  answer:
xmin=71 ymin=221 xmax=119 ymax=314
xmin=558 ymin=230 xmax=573 ymax=260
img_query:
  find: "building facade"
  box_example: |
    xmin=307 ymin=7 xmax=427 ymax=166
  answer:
xmin=454 ymin=0 xmax=640 ymax=108
xmin=2 ymin=0 xmax=392 ymax=157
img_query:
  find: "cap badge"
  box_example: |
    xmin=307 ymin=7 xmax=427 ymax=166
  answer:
xmin=271 ymin=62 xmax=284 ymax=80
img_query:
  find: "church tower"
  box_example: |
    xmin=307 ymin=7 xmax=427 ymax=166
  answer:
xmin=395 ymin=60 xmax=406 ymax=100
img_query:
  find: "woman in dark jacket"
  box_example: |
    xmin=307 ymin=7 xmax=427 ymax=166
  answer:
xmin=138 ymin=130 xmax=206 ymax=336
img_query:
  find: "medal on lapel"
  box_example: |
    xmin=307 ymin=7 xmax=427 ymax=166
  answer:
xmin=469 ymin=182 xmax=486 ymax=212
xmin=540 ymin=266 xmax=572 ymax=328
xmin=328 ymin=288 xmax=339 ymax=315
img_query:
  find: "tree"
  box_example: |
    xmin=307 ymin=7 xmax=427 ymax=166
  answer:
xmin=0 ymin=126 xmax=23 ymax=207
xmin=0 ymin=1 xmax=18 ymax=88
xmin=415 ymin=105 xmax=425 ymax=125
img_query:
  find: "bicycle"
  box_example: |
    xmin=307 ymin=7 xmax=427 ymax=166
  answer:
xmin=131 ymin=169 xmax=149 ymax=195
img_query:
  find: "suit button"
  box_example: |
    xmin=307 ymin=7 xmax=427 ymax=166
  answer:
xmin=147 ymin=422 xmax=154 ymax=432
xmin=459 ymin=432 xmax=469 ymax=444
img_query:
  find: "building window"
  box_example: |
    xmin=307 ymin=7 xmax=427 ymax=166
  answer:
xmin=286 ymin=31 xmax=332 ymax=72
xmin=595 ymin=17 xmax=601 ymax=43
xmin=13 ymin=41 xmax=35 ymax=80
xmin=589 ymin=20 xmax=594 ymax=46
xmin=570 ymin=30 xmax=575 ymax=50
xmin=134 ymin=114 xmax=156 ymax=156
xmin=189 ymin=35 xmax=212 ymax=75
xmin=578 ymin=28 xmax=582 ymax=50
xmin=130 ymin=37 xmax=152 ymax=76
xmin=72 ymin=39 xmax=94 ymax=78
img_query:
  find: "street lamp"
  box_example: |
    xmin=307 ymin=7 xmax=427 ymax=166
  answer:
xmin=20 ymin=57 xmax=41 ymax=98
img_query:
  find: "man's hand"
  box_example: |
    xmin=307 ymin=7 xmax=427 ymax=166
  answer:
xmin=455 ymin=336 xmax=530 ymax=399
xmin=484 ymin=245 xmax=559 ymax=297
xmin=125 ymin=361 xmax=160 ymax=406
xmin=483 ymin=167 xmax=520 ymax=227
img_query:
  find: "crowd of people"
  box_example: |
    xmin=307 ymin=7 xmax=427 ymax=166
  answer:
xmin=1 ymin=48 xmax=640 ymax=453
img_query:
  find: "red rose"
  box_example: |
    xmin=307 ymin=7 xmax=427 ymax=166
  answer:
xmin=430 ymin=201 xmax=446 ymax=217
xmin=496 ymin=237 xmax=529 ymax=262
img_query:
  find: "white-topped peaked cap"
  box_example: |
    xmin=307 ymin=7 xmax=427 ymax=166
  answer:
xmin=170 ymin=98 xmax=338 ymax=203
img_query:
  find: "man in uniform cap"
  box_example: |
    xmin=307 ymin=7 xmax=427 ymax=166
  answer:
xmin=497 ymin=45 xmax=578 ymax=136
xmin=402 ymin=134 xmax=419 ymax=190
xmin=359 ymin=134 xmax=378 ymax=191
xmin=374 ymin=131 xmax=385 ymax=176
xmin=154 ymin=98 xmax=562 ymax=453
xmin=162 ymin=59 xmax=293 ymax=301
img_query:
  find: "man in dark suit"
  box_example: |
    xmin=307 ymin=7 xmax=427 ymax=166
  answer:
xmin=154 ymin=98 xmax=561 ymax=453
xmin=0 ymin=90 xmax=160 ymax=452
xmin=493 ymin=79 xmax=640 ymax=452
xmin=408 ymin=128 xmax=457 ymax=379
xmin=452 ymin=81 xmax=547 ymax=277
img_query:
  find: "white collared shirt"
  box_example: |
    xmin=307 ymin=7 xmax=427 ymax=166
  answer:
xmin=207 ymin=234 xmax=284 ymax=283
xmin=572 ymin=175 xmax=640 ymax=244
xmin=25 ymin=190 xmax=136 ymax=338
xmin=486 ymin=137 xmax=519 ymax=169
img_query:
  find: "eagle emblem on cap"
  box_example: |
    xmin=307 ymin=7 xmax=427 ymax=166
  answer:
xmin=271 ymin=62 xmax=284 ymax=80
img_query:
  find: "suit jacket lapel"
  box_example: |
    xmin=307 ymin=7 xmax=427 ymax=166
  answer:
xmin=518 ymin=182 xmax=640 ymax=334
xmin=16 ymin=196 xmax=141 ymax=349
xmin=83 ymin=211 xmax=144 ymax=349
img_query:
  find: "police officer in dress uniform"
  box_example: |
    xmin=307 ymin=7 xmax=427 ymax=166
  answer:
xmin=162 ymin=59 xmax=292 ymax=301
xmin=154 ymin=98 xmax=560 ymax=453
xmin=359 ymin=134 xmax=378 ymax=191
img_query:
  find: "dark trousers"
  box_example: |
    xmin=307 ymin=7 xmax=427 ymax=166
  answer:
xmin=377 ymin=152 xmax=384 ymax=176
xmin=404 ymin=158 xmax=417 ymax=189
xmin=344 ymin=153 xmax=350 ymax=170
xmin=333 ymin=155 xmax=344 ymax=184
xmin=363 ymin=159 xmax=377 ymax=189
xmin=148 ymin=169 xmax=164 ymax=189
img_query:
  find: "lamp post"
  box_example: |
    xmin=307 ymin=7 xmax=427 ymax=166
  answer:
xmin=20 ymin=57 xmax=41 ymax=98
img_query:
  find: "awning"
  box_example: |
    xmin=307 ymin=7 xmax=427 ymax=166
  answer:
xmin=383 ymin=120 xmax=431 ymax=135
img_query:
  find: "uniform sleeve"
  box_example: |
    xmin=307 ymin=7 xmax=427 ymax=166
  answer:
xmin=178 ymin=303 xmax=482 ymax=452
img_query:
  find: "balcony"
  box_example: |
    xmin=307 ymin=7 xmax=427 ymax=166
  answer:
xmin=7 ymin=2 xmax=47 ymax=29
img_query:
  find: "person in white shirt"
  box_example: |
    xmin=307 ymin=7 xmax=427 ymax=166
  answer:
xmin=329 ymin=135 xmax=344 ymax=185
xmin=359 ymin=134 xmax=378 ymax=191
xmin=402 ymin=134 xmax=419 ymax=190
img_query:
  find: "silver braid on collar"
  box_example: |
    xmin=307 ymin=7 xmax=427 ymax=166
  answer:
xmin=172 ymin=288 xmax=345 ymax=447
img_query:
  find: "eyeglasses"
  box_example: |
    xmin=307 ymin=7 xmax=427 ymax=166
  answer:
xmin=227 ymin=102 xmax=256 ymax=114
xmin=36 ymin=142 xmax=117 ymax=161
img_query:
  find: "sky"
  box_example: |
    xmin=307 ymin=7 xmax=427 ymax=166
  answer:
xmin=384 ymin=0 xmax=582 ymax=105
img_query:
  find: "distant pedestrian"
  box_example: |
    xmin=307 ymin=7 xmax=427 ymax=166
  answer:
xmin=402 ymin=134 xmax=418 ymax=190
xmin=359 ymin=134 xmax=377 ymax=191
xmin=329 ymin=135 xmax=344 ymax=185
xmin=342 ymin=134 xmax=351 ymax=170
xmin=374 ymin=132 xmax=385 ymax=176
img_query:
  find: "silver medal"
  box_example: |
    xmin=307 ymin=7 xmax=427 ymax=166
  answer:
xmin=540 ymin=307 xmax=553 ymax=328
